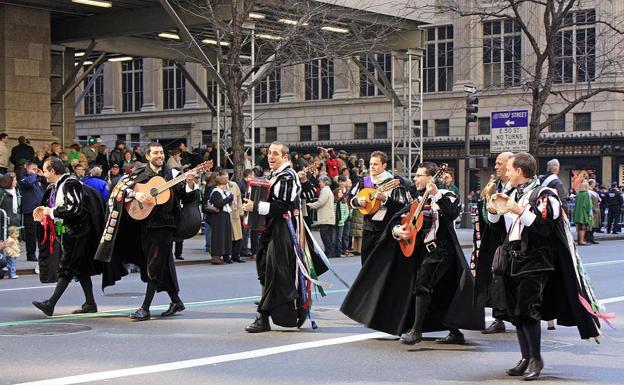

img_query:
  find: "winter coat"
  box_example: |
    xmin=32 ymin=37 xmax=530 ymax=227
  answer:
xmin=307 ymin=185 xmax=335 ymax=225
xmin=350 ymin=208 xmax=364 ymax=237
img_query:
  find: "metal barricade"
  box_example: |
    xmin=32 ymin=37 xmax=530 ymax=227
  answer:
xmin=0 ymin=208 xmax=9 ymax=241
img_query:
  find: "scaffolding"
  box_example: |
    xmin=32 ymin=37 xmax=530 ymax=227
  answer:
xmin=391 ymin=48 xmax=424 ymax=179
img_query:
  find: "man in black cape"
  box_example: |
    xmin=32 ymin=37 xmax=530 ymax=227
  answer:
xmin=32 ymin=157 xmax=106 ymax=316
xmin=485 ymin=152 xmax=601 ymax=380
xmin=341 ymin=162 xmax=484 ymax=344
xmin=473 ymin=151 xmax=514 ymax=334
xmin=243 ymin=141 xmax=327 ymax=333
xmin=95 ymin=142 xmax=198 ymax=321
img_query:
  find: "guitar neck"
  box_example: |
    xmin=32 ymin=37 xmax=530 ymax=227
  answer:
xmin=154 ymin=173 xmax=188 ymax=195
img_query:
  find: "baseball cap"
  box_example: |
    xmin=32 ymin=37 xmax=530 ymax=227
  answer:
xmin=111 ymin=163 xmax=120 ymax=168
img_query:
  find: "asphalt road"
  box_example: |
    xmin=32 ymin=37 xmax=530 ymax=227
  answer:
xmin=1 ymin=241 xmax=623 ymax=385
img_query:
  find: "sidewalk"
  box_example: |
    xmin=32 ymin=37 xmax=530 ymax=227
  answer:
xmin=6 ymin=228 xmax=624 ymax=277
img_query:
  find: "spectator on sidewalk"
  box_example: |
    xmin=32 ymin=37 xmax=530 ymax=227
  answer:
xmin=0 ymin=133 xmax=10 ymax=174
xmin=96 ymin=144 xmax=109 ymax=174
xmin=19 ymin=162 xmax=45 ymax=261
xmin=306 ymin=176 xmax=335 ymax=258
xmin=333 ymin=185 xmax=350 ymax=258
xmin=109 ymin=140 xmax=125 ymax=168
xmin=208 ymin=175 xmax=234 ymax=264
xmin=2 ymin=226 xmax=21 ymax=279
xmin=587 ymin=179 xmax=601 ymax=243
xmin=540 ymin=158 xmax=569 ymax=214
xmin=81 ymin=137 xmax=100 ymax=166
xmin=84 ymin=166 xmax=110 ymax=202
xmin=107 ymin=164 xmax=123 ymax=189
xmin=0 ymin=172 xmax=21 ymax=229
xmin=9 ymin=136 xmax=34 ymax=177
xmin=574 ymin=181 xmax=593 ymax=246
xmin=606 ymin=181 xmax=623 ymax=234
xmin=219 ymin=170 xmax=245 ymax=263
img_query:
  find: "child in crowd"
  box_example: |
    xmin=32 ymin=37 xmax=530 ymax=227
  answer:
xmin=2 ymin=226 xmax=21 ymax=279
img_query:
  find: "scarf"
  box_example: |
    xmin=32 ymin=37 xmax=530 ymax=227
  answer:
xmin=214 ymin=187 xmax=232 ymax=213
xmin=4 ymin=188 xmax=18 ymax=214
xmin=370 ymin=170 xmax=392 ymax=185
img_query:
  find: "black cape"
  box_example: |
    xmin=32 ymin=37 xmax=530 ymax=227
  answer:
xmin=340 ymin=205 xmax=484 ymax=336
xmin=489 ymin=187 xmax=601 ymax=339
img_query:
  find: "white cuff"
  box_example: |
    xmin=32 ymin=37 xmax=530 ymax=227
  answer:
xmin=430 ymin=190 xmax=444 ymax=203
xmin=258 ymin=201 xmax=270 ymax=216
xmin=519 ymin=207 xmax=537 ymax=227
xmin=391 ymin=225 xmax=402 ymax=240
xmin=487 ymin=212 xmax=501 ymax=223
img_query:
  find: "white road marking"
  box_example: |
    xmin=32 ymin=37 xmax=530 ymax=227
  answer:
xmin=584 ymin=260 xmax=624 ymax=267
xmin=14 ymin=332 xmax=388 ymax=385
xmin=0 ymin=285 xmax=55 ymax=292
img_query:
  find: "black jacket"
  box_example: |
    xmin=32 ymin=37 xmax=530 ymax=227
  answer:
xmin=10 ymin=143 xmax=34 ymax=169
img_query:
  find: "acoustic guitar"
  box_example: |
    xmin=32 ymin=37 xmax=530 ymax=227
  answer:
xmin=126 ymin=161 xmax=213 ymax=220
xmin=399 ymin=164 xmax=448 ymax=257
xmin=357 ymin=178 xmax=401 ymax=215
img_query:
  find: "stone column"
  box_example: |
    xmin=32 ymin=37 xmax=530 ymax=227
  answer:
xmin=142 ymin=58 xmax=163 ymax=111
xmin=102 ymin=61 xmax=121 ymax=113
xmin=0 ymin=4 xmax=57 ymax=151
xmin=333 ymin=58 xmax=355 ymax=99
xmin=602 ymin=155 xmax=613 ymax=186
xmin=452 ymin=12 xmax=482 ymax=91
xmin=279 ymin=66 xmax=296 ymax=102
xmin=184 ymin=62 xmax=204 ymax=109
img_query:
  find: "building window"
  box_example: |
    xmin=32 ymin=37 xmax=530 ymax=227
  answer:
xmin=354 ymin=123 xmax=368 ymax=139
xmin=207 ymin=80 xmax=219 ymax=107
xmin=300 ymin=125 xmax=312 ymax=141
xmin=413 ymin=120 xmax=429 ymax=137
xmin=374 ymin=122 xmax=387 ymax=139
xmin=424 ymin=25 xmax=453 ymax=92
xmin=129 ymin=133 xmax=140 ymax=147
xmin=122 ymin=58 xmax=143 ymax=112
xmin=254 ymin=127 xmax=261 ymax=143
xmin=265 ymin=127 xmax=277 ymax=142
xmin=305 ymin=59 xmax=334 ymax=100
xmin=554 ymin=9 xmax=595 ymax=83
xmin=359 ymin=53 xmax=392 ymax=97
xmin=83 ymin=64 xmax=103 ymax=115
xmin=163 ymin=60 xmax=185 ymax=109
xmin=318 ymin=125 xmax=330 ymax=141
xmin=483 ymin=19 xmax=522 ymax=88
xmin=78 ymin=136 xmax=88 ymax=146
xmin=202 ymin=130 xmax=213 ymax=145
xmin=117 ymin=134 xmax=126 ymax=142
xmin=549 ymin=114 xmax=566 ymax=132
xmin=573 ymin=113 xmax=591 ymax=131
xmin=255 ymin=68 xmax=281 ymax=104
xmin=435 ymin=119 xmax=449 ymax=136
xmin=478 ymin=117 xmax=491 ymax=135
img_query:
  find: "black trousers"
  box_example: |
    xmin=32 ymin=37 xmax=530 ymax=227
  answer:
xmin=607 ymin=207 xmax=621 ymax=233
xmin=414 ymin=245 xmax=454 ymax=302
xmin=23 ymin=214 xmax=38 ymax=260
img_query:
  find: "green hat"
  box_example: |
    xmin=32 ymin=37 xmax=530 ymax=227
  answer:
xmin=88 ymin=136 xmax=100 ymax=146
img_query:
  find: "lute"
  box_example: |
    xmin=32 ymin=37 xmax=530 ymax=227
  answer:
xmin=357 ymin=178 xmax=401 ymax=215
xmin=126 ymin=161 xmax=213 ymax=220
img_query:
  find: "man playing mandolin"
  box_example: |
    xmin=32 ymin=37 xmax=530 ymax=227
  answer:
xmin=341 ymin=162 xmax=483 ymax=346
xmin=349 ymin=151 xmax=408 ymax=265
xmin=95 ymin=142 xmax=199 ymax=322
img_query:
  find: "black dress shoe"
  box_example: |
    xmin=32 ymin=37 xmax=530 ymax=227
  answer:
xmin=245 ymin=314 xmax=271 ymax=333
xmin=175 ymin=256 xmax=185 ymax=260
xmin=436 ymin=331 xmax=465 ymax=344
xmin=523 ymin=358 xmax=544 ymax=380
xmin=506 ymin=358 xmax=530 ymax=376
xmin=129 ymin=308 xmax=151 ymax=321
xmin=590 ymin=240 xmax=599 ymax=244
xmin=161 ymin=301 xmax=185 ymax=317
xmin=72 ymin=303 xmax=98 ymax=314
xmin=231 ymin=258 xmax=246 ymax=263
xmin=254 ymin=300 xmax=260 ymax=306
xmin=482 ymin=319 xmax=506 ymax=334
xmin=399 ymin=329 xmax=422 ymax=345
xmin=27 ymin=257 xmax=38 ymax=262
xmin=32 ymin=300 xmax=54 ymax=316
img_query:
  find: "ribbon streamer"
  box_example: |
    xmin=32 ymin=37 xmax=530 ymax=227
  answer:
xmin=578 ymin=294 xmax=616 ymax=330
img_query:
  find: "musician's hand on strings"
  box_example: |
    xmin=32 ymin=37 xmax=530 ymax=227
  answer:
xmin=357 ymin=196 xmax=367 ymax=206
xmin=426 ymin=180 xmax=438 ymax=196
xmin=373 ymin=191 xmax=387 ymax=202
xmin=135 ymin=192 xmax=152 ymax=204
xmin=392 ymin=224 xmax=411 ymax=240
xmin=243 ymin=198 xmax=254 ymax=212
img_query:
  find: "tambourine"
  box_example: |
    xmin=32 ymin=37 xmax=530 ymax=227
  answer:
xmin=33 ymin=206 xmax=46 ymax=222
xmin=490 ymin=193 xmax=509 ymax=215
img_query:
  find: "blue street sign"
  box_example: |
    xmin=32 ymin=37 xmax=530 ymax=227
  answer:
xmin=491 ymin=110 xmax=529 ymax=129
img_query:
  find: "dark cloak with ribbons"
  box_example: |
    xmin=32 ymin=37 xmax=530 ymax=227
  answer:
xmin=340 ymin=204 xmax=485 ymax=336
xmin=489 ymin=187 xmax=601 ymax=339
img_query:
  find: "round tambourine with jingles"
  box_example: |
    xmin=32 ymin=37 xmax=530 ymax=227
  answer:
xmin=33 ymin=206 xmax=46 ymax=222
xmin=490 ymin=193 xmax=510 ymax=215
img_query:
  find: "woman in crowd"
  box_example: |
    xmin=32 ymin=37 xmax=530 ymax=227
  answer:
xmin=208 ymin=175 xmax=234 ymax=264
xmin=121 ymin=149 xmax=134 ymax=174
xmin=0 ymin=173 xmax=21 ymax=228
xmin=573 ymin=180 xmax=593 ymax=246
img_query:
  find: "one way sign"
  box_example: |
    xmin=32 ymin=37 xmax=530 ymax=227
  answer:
xmin=490 ymin=109 xmax=530 ymax=153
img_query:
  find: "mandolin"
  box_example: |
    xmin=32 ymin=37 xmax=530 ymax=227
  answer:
xmin=357 ymin=178 xmax=401 ymax=215
xmin=399 ymin=164 xmax=448 ymax=257
xmin=126 ymin=161 xmax=213 ymax=220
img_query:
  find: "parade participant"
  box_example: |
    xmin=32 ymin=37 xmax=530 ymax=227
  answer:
xmin=243 ymin=142 xmax=325 ymax=333
xmin=349 ymin=151 xmax=409 ymax=264
xmin=32 ymin=157 xmax=106 ymax=316
xmin=95 ymin=142 xmax=198 ymax=321
xmin=473 ymin=152 xmax=514 ymax=334
xmin=486 ymin=152 xmax=601 ymax=380
xmin=341 ymin=162 xmax=483 ymax=345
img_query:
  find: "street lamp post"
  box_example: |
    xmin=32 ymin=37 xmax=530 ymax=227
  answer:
xmin=462 ymin=87 xmax=478 ymax=228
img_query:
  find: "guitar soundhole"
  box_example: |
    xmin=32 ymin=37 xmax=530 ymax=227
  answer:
xmin=150 ymin=188 xmax=159 ymax=197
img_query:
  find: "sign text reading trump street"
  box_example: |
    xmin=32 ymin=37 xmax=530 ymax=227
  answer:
xmin=490 ymin=110 xmax=529 ymax=153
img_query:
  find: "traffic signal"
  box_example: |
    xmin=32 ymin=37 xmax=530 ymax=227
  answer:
xmin=466 ymin=95 xmax=479 ymax=123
